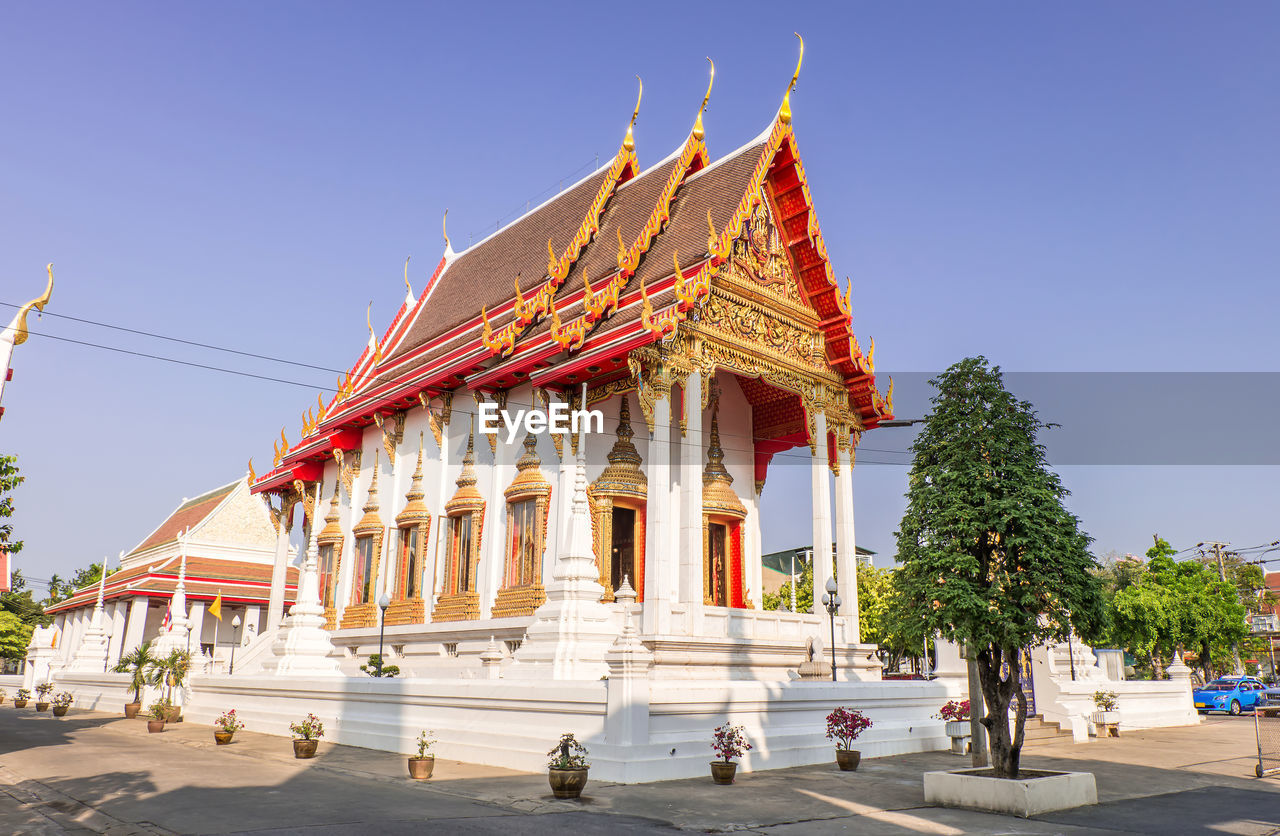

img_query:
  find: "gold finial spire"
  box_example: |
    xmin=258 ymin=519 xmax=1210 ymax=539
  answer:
xmin=624 ymin=75 xmax=643 ymax=153
xmin=10 ymin=263 xmax=55 ymax=347
xmin=546 ymin=238 xmax=558 ymax=276
xmin=365 ymin=301 xmax=381 ymax=364
xmin=780 ymin=32 xmax=804 ymax=125
xmin=326 ymin=478 xmax=342 ymax=521
xmin=442 ymin=208 xmax=452 ymax=251
xmin=703 ymin=400 xmax=732 ymax=485
xmin=693 ymin=57 xmax=715 ymax=142
xmin=364 ymin=449 xmax=381 ymax=513
xmin=405 ymin=432 xmax=426 ymax=500
xmin=247 ymin=458 xmax=256 ymax=485
xmin=403 ymin=255 xmax=413 ymax=300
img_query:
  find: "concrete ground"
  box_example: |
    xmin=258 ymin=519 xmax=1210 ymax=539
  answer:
xmin=1 ymin=706 xmax=1278 ymax=835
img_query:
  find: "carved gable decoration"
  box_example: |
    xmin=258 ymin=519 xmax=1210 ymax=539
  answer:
xmin=717 ymin=189 xmax=810 ymax=311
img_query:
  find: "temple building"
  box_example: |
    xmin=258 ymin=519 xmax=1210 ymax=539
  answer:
xmin=44 ymin=49 xmax=958 ymax=782
xmin=35 ymin=478 xmax=296 ymax=679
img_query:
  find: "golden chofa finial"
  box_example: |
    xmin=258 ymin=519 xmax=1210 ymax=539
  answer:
xmin=692 ymin=57 xmax=715 ymax=142
xmin=780 ymin=32 xmax=804 ymax=125
xmin=623 ymin=75 xmax=643 ymax=153
xmin=11 ymin=263 xmax=55 ymax=347
xmin=442 ymin=208 xmax=452 ymax=252
xmin=365 ymin=301 xmax=381 ymax=364
xmin=403 ymin=255 xmax=413 ymax=300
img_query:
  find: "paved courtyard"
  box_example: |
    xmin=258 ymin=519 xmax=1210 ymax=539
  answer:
xmin=1 ymin=706 xmax=1278 ymax=835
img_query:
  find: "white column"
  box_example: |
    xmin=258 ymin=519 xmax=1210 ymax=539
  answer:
xmin=120 ymin=599 xmax=148 ymax=655
xmin=266 ymin=505 xmax=291 ymax=630
xmin=106 ymin=601 xmax=128 ymax=666
xmin=810 ymin=409 xmax=834 ymax=615
xmin=243 ymin=605 xmax=262 ymax=638
xmin=187 ymin=601 xmax=206 ymax=652
xmin=834 ymin=441 xmax=859 ymax=636
xmin=480 ymin=422 xmax=510 ymax=617
xmin=643 ymin=385 xmax=672 ymax=635
xmin=678 ymin=372 xmax=703 ymax=606
xmin=334 ymin=454 xmax=366 ymax=622
xmin=746 ymin=499 xmax=764 ymax=609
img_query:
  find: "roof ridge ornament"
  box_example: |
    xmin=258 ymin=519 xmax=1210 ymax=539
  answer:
xmin=623 ymin=75 xmax=643 ymax=153
xmin=365 ymin=302 xmax=381 ymax=366
xmin=442 ymin=208 xmax=454 ymax=257
xmin=8 ymin=263 xmax=54 ymax=348
xmin=692 ymin=57 xmax=714 ymax=142
xmin=403 ymin=256 xmax=414 ymax=306
xmin=779 ymin=32 xmax=804 ymax=126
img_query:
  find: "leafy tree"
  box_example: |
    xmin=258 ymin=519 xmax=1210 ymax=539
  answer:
xmin=42 ymin=560 xmax=117 ymax=606
xmin=0 ymin=455 xmax=22 ymax=559
xmin=0 ymin=609 xmax=32 ymax=659
xmin=891 ymin=357 xmax=1104 ymax=779
xmin=861 ymin=565 xmax=925 ymax=670
xmin=762 ymin=561 xmax=814 ymax=613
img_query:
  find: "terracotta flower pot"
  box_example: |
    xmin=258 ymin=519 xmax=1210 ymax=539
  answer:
xmin=124 ymin=703 xmax=142 ymax=719
xmin=13 ymin=699 xmax=27 ymax=708
xmin=548 ymin=767 xmax=588 ymax=799
xmin=53 ymin=706 xmax=69 ymax=717
xmin=293 ymin=739 xmax=319 ymax=759
xmin=214 ymin=731 xmax=235 ymax=745
xmin=35 ymin=702 xmax=49 ymax=712
xmin=160 ymin=705 xmax=182 ymax=723
xmin=835 ymin=749 xmax=861 ymax=772
xmin=710 ymin=761 xmax=738 ymax=785
xmin=407 ymin=756 xmax=435 ymax=780
xmin=147 ymin=719 xmax=166 ymax=733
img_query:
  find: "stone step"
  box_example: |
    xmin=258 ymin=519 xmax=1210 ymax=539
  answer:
xmin=1020 ymin=716 xmax=1074 ymax=747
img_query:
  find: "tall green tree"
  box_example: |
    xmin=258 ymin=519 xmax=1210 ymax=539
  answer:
xmin=0 ymin=455 xmax=22 ymax=559
xmin=0 ymin=609 xmax=32 ymax=659
xmin=891 ymin=357 xmax=1104 ymax=779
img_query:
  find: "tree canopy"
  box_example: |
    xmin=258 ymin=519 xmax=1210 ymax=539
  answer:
xmin=891 ymin=357 xmax=1104 ymax=779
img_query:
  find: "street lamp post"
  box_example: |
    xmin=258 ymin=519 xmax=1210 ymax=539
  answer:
xmin=229 ymin=614 xmax=242 ymax=675
xmin=376 ymin=593 xmax=391 ymax=676
xmin=820 ymin=576 xmax=842 ymax=682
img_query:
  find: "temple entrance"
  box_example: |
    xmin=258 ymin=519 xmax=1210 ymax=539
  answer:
xmin=610 ymin=506 xmax=636 ymax=592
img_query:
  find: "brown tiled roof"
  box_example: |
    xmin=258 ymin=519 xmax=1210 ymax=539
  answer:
xmin=131 ymin=482 xmax=237 ymax=555
xmin=45 ymin=556 xmax=298 ymax=614
xmin=389 ymin=166 xmax=616 ymax=362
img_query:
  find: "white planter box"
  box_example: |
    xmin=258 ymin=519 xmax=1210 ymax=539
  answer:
xmin=944 ymin=720 xmax=970 ymax=738
xmin=923 ymin=768 xmax=1097 ymax=817
xmin=1093 ymin=711 xmax=1120 ymax=723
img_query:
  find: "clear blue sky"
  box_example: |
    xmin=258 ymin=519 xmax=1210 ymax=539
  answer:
xmin=2 ymin=2 xmax=1277 ymax=588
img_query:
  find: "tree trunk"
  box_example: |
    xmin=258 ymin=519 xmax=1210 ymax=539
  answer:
xmin=1200 ymin=641 xmax=1214 ymax=682
xmin=975 ymin=644 xmax=1026 ymax=779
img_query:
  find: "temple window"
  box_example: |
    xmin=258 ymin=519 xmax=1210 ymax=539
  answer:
xmin=316 ymin=481 xmax=345 ymax=629
xmin=490 ymin=433 xmax=550 ymax=618
xmin=589 ymin=395 xmax=646 ymax=602
xmin=339 ymin=450 xmax=386 ymax=629
xmin=432 ymin=430 xmax=485 ymax=622
xmin=386 ymin=434 xmax=431 ymax=626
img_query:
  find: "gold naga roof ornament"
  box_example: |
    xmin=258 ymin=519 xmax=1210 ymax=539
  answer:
xmin=403 ymin=255 xmax=413 ymax=304
xmin=365 ymin=301 xmax=381 ymax=366
xmin=623 ymin=75 xmax=643 ymax=153
xmin=442 ymin=208 xmax=452 ymax=253
xmin=247 ymin=459 xmax=256 ymax=486
xmin=8 ymin=263 xmax=55 ymax=347
xmin=779 ymin=32 xmax=804 ymax=126
xmin=692 ymin=57 xmax=715 ymax=142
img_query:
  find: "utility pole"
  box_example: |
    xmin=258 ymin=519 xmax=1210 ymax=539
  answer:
xmin=1203 ymin=541 xmax=1244 ymax=675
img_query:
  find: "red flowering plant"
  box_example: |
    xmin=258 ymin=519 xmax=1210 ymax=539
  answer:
xmin=711 ymin=723 xmax=752 ymax=763
xmin=934 ymin=699 xmax=970 ymax=722
xmin=825 ymin=707 xmax=872 ymax=750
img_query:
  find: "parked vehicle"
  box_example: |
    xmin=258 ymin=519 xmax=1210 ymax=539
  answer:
xmin=1192 ymin=676 xmax=1267 ymax=715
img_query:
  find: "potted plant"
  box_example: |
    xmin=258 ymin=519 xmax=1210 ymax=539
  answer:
xmin=147 ymin=701 xmax=169 ymax=733
xmin=0 ymin=688 xmax=7 ymax=705
xmin=546 ymin=733 xmax=590 ymax=799
xmin=14 ymin=688 xmax=30 ymax=708
xmin=935 ymin=699 xmax=971 ymax=754
xmin=360 ymin=654 xmax=401 ymax=677
xmin=826 ymin=707 xmax=872 ymax=771
xmin=113 ymin=640 xmax=156 ymax=718
xmin=290 ymin=713 xmax=324 ymax=758
xmin=51 ymin=692 xmax=73 ymax=717
xmin=710 ymin=722 xmax=752 ymax=784
xmin=146 ymin=649 xmax=191 ymax=723
xmin=1093 ymin=690 xmax=1120 ymax=737
xmin=407 ymin=730 xmax=436 ymax=779
xmin=35 ymin=682 xmax=54 ymax=711
xmin=214 ymin=709 xmax=244 ymax=745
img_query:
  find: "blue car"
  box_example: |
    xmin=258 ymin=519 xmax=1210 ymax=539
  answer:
xmin=1192 ymin=676 xmax=1268 ymax=715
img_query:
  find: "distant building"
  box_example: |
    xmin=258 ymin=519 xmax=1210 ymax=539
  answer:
xmin=761 ymin=544 xmax=874 ymax=597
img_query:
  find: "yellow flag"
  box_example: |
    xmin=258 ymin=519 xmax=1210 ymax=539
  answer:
xmin=209 ymin=593 xmax=223 ymax=622
xmin=51 ymin=630 xmax=58 ymax=649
